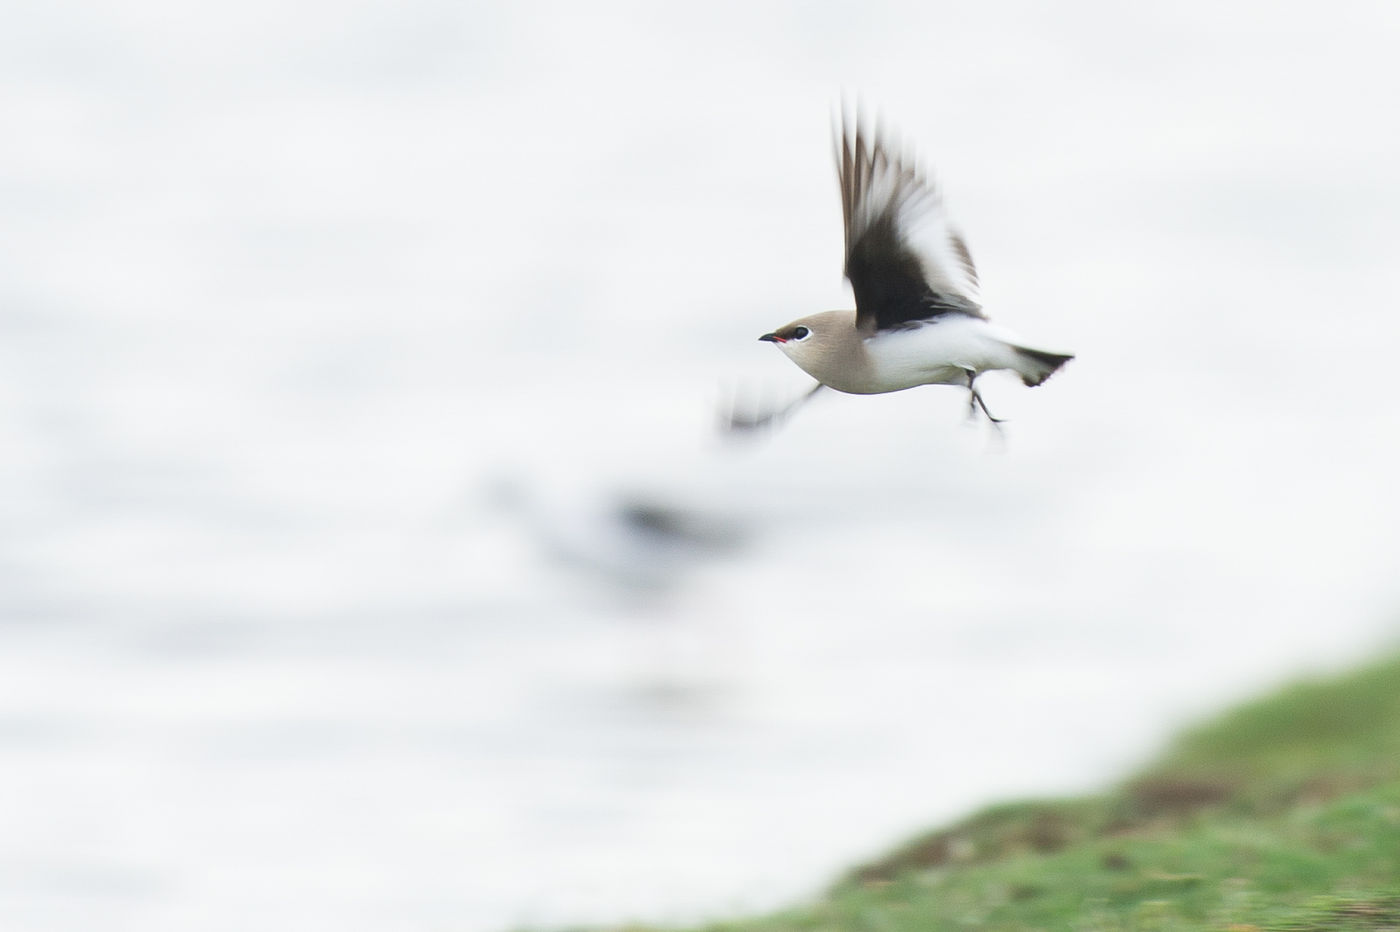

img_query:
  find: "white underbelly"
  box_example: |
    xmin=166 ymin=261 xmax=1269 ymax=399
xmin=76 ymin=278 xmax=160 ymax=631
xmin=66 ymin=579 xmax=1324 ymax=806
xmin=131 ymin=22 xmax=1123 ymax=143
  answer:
xmin=859 ymin=317 xmax=1022 ymax=393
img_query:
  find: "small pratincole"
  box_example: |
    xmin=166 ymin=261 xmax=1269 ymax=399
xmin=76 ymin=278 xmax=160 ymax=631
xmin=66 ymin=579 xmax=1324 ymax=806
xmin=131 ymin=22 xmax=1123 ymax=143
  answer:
xmin=736 ymin=110 xmax=1073 ymax=431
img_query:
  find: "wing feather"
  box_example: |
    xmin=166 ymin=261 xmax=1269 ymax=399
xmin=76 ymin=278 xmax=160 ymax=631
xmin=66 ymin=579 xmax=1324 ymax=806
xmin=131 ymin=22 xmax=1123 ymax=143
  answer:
xmin=837 ymin=110 xmax=983 ymax=332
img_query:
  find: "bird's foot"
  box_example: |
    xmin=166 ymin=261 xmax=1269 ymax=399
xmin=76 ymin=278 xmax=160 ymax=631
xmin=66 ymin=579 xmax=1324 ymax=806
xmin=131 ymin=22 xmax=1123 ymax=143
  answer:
xmin=962 ymin=369 xmax=1006 ymax=431
xmin=972 ymin=390 xmax=1006 ymax=426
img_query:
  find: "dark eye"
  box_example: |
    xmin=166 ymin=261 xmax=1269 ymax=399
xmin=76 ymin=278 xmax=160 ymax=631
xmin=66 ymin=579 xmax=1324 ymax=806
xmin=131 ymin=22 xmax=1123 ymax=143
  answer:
xmin=793 ymin=326 xmax=810 ymax=340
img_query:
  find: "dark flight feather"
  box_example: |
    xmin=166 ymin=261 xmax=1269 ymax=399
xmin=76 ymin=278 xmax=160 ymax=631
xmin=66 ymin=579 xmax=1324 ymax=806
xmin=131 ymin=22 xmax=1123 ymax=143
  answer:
xmin=837 ymin=112 xmax=984 ymax=332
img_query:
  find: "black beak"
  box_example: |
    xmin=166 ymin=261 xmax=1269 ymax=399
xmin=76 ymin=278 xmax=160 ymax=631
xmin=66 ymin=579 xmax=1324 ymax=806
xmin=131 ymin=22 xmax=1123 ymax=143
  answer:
xmin=758 ymin=333 xmax=780 ymax=343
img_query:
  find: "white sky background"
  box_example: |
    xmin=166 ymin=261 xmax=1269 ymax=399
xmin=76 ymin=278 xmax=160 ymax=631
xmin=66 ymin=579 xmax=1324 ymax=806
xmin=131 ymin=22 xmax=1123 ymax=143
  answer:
xmin=3 ymin=1 xmax=1400 ymax=930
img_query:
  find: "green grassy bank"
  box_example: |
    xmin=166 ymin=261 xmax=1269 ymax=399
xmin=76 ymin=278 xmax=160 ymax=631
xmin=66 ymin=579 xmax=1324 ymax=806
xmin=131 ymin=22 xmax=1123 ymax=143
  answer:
xmin=594 ymin=651 xmax=1400 ymax=931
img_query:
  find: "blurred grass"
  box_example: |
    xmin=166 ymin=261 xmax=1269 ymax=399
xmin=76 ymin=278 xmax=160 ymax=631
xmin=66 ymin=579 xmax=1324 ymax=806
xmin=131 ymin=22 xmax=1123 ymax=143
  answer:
xmin=584 ymin=650 xmax=1400 ymax=932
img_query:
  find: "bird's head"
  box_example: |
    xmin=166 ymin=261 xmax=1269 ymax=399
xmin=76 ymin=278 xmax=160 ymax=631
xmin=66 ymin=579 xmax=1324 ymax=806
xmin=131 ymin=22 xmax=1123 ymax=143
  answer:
xmin=758 ymin=311 xmax=848 ymax=373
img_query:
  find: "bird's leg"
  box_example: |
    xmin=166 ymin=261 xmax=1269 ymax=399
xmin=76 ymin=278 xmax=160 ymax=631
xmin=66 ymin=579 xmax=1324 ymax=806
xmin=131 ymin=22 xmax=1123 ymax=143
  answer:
xmin=962 ymin=368 xmax=1006 ymax=428
xmin=962 ymin=368 xmax=978 ymax=420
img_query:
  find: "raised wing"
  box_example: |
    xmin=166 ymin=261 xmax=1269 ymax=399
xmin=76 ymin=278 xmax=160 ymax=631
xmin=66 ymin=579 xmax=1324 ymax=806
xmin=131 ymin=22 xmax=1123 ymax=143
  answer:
xmin=837 ymin=112 xmax=984 ymax=332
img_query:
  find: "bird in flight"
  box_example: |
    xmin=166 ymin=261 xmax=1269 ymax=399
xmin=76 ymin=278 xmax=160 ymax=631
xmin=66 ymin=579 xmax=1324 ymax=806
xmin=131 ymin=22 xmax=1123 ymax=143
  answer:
xmin=732 ymin=110 xmax=1073 ymax=431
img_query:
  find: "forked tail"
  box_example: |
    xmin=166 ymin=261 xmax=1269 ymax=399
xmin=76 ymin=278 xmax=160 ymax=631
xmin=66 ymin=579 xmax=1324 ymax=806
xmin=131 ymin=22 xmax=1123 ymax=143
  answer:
xmin=1013 ymin=345 xmax=1075 ymax=387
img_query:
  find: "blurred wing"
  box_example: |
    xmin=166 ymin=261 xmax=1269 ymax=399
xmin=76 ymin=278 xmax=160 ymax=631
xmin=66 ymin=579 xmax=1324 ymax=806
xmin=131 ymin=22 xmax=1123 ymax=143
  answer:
xmin=837 ymin=112 xmax=983 ymax=332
